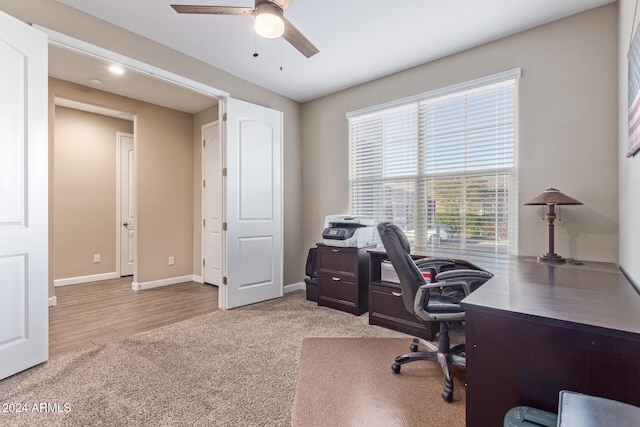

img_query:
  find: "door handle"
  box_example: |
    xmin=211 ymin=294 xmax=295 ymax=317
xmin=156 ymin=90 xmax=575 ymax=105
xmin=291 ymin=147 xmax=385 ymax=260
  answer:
xmin=123 ymin=222 xmax=129 ymax=227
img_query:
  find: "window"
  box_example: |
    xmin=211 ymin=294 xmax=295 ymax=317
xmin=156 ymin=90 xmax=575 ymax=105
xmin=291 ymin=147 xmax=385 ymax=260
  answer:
xmin=347 ymin=69 xmax=519 ymax=258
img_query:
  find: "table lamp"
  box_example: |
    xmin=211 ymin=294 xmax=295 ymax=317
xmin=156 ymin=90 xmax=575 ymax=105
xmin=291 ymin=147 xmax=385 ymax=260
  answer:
xmin=523 ymin=188 xmax=582 ymax=263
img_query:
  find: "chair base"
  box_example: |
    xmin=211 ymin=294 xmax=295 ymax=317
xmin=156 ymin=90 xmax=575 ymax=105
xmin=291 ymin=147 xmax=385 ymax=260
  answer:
xmin=391 ymin=326 xmax=465 ymax=403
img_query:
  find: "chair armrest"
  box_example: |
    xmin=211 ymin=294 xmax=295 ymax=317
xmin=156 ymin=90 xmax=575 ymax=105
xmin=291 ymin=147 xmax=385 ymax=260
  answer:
xmin=435 ymin=269 xmax=493 ymax=281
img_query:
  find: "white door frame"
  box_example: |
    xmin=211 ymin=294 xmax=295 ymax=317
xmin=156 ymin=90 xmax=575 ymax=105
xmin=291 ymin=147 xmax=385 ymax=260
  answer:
xmin=35 ymin=26 xmax=229 ymax=101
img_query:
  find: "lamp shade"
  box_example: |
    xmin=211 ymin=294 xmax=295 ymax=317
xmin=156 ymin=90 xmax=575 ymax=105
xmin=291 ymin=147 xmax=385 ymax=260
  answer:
xmin=523 ymin=188 xmax=582 ymax=206
xmin=254 ymin=3 xmax=285 ymax=38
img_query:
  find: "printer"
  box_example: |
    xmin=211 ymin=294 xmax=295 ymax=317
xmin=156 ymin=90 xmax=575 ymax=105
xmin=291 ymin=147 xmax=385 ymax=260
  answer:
xmin=322 ymin=215 xmax=375 ymax=248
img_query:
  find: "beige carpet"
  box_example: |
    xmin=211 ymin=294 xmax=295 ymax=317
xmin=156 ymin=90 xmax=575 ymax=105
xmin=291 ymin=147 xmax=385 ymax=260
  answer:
xmin=0 ymin=291 xmax=409 ymax=427
xmin=291 ymin=337 xmax=466 ymax=427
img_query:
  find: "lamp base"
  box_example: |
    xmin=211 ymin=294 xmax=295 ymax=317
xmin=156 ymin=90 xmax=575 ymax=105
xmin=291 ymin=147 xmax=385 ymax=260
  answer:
xmin=537 ymin=253 xmax=566 ymax=264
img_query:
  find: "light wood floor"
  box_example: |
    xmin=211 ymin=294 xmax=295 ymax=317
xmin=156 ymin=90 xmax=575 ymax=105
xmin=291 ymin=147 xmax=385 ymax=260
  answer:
xmin=49 ymin=277 xmax=219 ymax=357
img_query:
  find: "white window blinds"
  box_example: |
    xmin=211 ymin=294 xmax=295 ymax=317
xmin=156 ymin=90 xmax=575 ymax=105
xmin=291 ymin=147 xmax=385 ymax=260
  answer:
xmin=348 ymin=70 xmax=519 ymax=258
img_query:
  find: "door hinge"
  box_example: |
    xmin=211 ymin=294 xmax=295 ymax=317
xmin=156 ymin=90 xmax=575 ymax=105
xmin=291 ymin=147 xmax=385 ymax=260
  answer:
xmin=223 ymin=113 xmax=227 ymax=122
xmin=223 ymin=276 xmax=228 ymax=285
xmin=202 ymin=258 xmax=205 ymax=267
xmin=203 ymin=179 xmax=206 ymax=188
xmin=203 ymin=139 xmax=206 ymax=148
xmin=222 ymin=222 xmax=227 ymax=231
xmin=203 ymin=219 xmax=206 ymax=227
xmin=222 ymin=168 xmax=227 ymax=177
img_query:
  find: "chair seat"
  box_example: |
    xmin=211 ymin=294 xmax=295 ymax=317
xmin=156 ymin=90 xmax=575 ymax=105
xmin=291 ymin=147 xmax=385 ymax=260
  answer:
xmin=427 ymin=293 xmax=464 ymax=313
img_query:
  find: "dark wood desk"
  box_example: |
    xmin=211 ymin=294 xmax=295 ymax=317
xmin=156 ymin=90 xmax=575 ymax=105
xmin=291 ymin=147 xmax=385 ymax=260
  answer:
xmin=462 ymin=257 xmax=640 ymax=427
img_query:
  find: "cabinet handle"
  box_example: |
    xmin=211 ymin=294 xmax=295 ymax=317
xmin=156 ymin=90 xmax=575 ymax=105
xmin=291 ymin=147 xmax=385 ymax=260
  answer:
xmin=332 ymin=277 xmax=341 ymax=281
xmin=391 ymin=291 xmax=402 ymax=297
xmin=331 ymin=248 xmax=341 ymax=252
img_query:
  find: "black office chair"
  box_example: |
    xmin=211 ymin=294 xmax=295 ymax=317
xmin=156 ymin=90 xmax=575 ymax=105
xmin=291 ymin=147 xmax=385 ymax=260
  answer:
xmin=414 ymin=257 xmax=456 ymax=276
xmin=376 ymin=222 xmax=493 ymax=402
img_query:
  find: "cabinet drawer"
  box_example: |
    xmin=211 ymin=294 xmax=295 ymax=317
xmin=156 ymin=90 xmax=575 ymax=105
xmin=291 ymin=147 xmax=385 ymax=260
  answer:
xmin=370 ymin=284 xmax=417 ymax=323
xmin=317 ymin=246 xmax=357 ymax=276
xmin=318 ymin=274 xmax=357 ymax=303
xmin=368 ymin=282 xmax=437 ymax=340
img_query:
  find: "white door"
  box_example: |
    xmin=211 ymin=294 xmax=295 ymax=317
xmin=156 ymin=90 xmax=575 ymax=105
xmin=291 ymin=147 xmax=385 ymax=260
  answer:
xmin=221 ymin=98 xmax=283 ymax=309
xmin=203 ymin=122 xmax=223 ymax=285
xmin=119 ymin=132 xmax=135 ymax=276
xmin=0 ymin=11 xmax=49 ymax=380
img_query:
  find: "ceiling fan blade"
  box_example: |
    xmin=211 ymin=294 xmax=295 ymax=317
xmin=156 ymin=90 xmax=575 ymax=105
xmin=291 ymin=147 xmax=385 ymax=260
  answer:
xmin=282 ymin=17 xmax=319 ymax=58
xmin=270 ymin=0 xmax=292 ymax=10
xmin=171 ymin=5 xmax=254 ymax=15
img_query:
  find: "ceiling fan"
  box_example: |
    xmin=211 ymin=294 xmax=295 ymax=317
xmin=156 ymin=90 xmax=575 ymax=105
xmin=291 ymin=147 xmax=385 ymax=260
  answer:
xmin=171 ymin=0 xmax=319 ymax=58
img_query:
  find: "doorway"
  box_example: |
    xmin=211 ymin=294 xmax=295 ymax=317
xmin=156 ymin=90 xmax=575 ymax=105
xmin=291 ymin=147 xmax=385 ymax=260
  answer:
xmin=45 ymin=27 xmax=283 ymax=309
xmin=52 ymin=100 xmax=135 ymax=286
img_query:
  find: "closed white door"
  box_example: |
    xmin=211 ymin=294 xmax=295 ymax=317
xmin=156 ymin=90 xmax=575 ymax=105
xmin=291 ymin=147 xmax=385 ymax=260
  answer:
xmin=203 ymin=121 xmax=223 ymax=285
xmin=0 ymin=11 xmax=49 ymax=380
xmin=119 ymin=132 xmax=135 ymax=276
xmin=221 ymin=98 xmax=283 ymax=309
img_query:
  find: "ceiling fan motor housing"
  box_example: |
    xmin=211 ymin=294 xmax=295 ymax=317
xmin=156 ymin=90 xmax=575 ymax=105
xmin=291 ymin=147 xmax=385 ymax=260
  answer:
xmin=254 ymin=1 xmax=285 ymax=38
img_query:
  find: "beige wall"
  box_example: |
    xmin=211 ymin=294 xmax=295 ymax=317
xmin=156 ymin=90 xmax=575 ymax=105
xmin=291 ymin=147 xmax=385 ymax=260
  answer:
xmin=618 ymin=0 xmax=640 ymax=286
xmin=301 ymin=4 xmax=619 ymax=264
xmin=53 ymin=106 xmax=133 ymax=279
xmin=135 ymin=104 xmax=194 ymax=283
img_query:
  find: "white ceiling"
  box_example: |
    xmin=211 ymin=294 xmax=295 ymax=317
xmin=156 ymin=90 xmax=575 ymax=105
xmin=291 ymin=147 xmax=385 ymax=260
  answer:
xmin=48 ymin=44 xmax=218 ymax=114
xmin=52 ymin=0 xmax=615 ymax=105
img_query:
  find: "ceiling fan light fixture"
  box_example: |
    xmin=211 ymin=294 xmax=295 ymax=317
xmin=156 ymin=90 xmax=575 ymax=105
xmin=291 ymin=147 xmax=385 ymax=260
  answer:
xmin=254 ymin=2 xmax=284 ymax=39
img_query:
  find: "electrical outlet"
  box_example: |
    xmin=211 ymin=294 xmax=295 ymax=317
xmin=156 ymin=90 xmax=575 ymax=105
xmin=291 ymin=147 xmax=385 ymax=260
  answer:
xmin=168 ymin=256 xmax=175 ymax=266
xmin=93 ymin=254 xmax=101 ymax=263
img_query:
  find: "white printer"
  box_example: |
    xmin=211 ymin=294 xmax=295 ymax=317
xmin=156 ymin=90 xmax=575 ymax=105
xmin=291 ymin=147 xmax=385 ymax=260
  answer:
xmin=322 ymin=215 xmax=375 ymax=247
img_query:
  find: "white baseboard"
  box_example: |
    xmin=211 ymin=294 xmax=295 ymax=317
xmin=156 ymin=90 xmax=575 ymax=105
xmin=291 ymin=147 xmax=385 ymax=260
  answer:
xmin=193 ymin=275 xmax=204 ymax=284
xmin=132 ymin=275 xmax=197 ymax=291
xmin=48 ymin=296 xmax=57 ymax=307
xmin=54 ymin=272 xmax=119 ymax=287
xmin=284 ymin=281 xmax=305 ymax=293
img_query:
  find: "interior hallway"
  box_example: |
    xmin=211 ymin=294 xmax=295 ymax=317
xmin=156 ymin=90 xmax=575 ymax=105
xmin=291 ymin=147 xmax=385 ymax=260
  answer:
xmin=49 ymin=278 xmax=219 ymax=357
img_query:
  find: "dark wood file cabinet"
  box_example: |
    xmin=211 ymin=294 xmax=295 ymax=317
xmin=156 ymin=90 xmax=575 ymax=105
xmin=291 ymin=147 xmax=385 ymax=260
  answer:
xmin=316 ymin=244 xmax=371 ymax=315
xmin=368 ymin=250 xmax=438 ymax=340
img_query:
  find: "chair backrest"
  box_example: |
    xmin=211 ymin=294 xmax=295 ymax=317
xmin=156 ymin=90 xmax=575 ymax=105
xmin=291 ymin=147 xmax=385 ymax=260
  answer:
xmin=377 ymin=222 xmax=427 ymax=315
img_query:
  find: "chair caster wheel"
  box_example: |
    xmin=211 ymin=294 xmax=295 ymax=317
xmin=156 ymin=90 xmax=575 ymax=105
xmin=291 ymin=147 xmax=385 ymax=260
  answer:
xmin=409 ymin=344 xmax=418 ymax=352
xmin=391 ymin=363 xmax=401 ymax=374
xmin=441 ymin=390 xmax=453 ymax=403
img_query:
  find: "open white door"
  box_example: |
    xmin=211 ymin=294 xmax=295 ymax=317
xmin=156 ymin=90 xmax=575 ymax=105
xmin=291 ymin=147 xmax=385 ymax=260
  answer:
xmin=221 ymin=98 xmax=283 ymax=309
xmin=119 ymin=132 xmax=135 ymax=276
xmin=0 ymin=12 xmax=49 ymax=380
xmin=203 ymin=121 xmax=223 ymax=286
